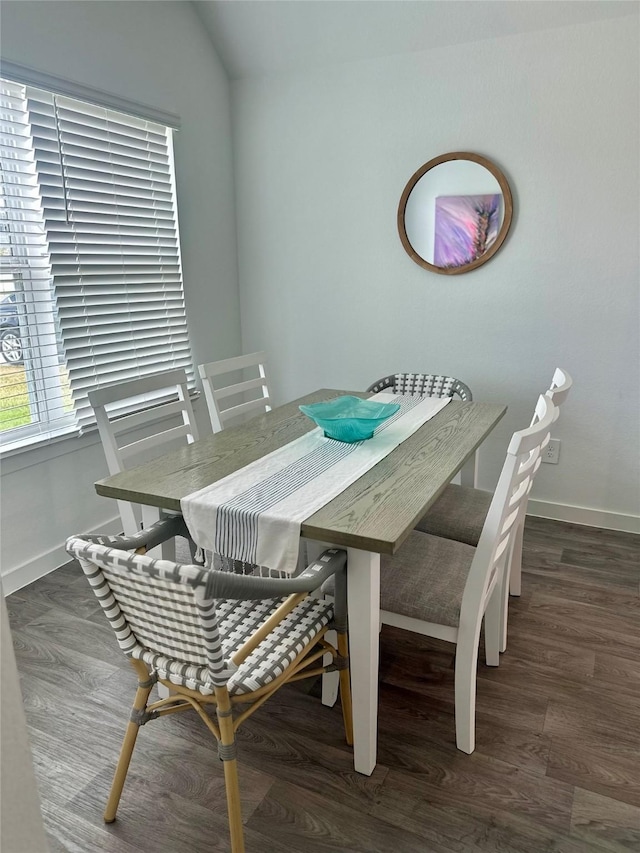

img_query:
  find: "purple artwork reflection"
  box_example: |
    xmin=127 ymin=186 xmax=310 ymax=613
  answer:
xmin=434 ymin=194 xmax=502 ymax=268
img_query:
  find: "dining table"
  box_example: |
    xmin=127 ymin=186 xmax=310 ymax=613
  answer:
xmin=95 ymin=388 xmax=506 ymax=776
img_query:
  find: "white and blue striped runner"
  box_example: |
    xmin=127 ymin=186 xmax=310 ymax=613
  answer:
xmin=181 ymin=393 xmax=450 ymax=575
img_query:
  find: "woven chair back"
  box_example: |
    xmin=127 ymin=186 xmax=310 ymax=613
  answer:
xmin=66 ymin=539 xmax=230 ymax=688
xmin=367 ymin=373 xmax=473 ymax=401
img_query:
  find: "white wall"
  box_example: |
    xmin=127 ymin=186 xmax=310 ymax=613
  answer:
xmin=233 ymin=15 xmax=640 ymax=529
xmin=1 ymin=588 xmax=49 ymax=851
xmin=0 ymin=1 xmax=241 ymax=586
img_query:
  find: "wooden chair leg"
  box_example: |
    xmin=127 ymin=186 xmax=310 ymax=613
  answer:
xmin=337 ymin=630 xmax=353 ymax=746
xmin=484 ymin=585 xmax=501 ymax=667
xmin=221 ymin=756 xmax=244 ymax=853
xmin=454 ymin=629 xmax=480 ymax=754
xmin=104 ymin=663 xmax=155 ymax=823
xmin=509 ymin=519 xmax=524 ymax=597
xmin=215 ymin=688 xmax=245 ymax=853
xmin=501 ymin=518 xmax=524 ymax=652
xmin=499 ymin=551 xmax=511 ymax=655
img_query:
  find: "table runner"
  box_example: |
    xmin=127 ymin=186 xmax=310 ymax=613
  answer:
xmin=181 ymin=393 xmax=450 ymax=575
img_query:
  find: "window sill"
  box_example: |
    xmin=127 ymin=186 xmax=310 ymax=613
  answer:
xmin=0 ymin=424 xmax=101 ymax=475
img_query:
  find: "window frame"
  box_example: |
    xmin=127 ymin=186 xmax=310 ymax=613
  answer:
xmin=0 ymin=69 xmax=193 ymax=455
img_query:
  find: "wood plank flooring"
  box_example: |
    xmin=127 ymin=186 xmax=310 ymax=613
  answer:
xmin=6 ymin=517 xmax=640 ymax=852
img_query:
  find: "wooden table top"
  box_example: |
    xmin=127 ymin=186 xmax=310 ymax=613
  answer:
xmin=95 ymin=389 xmax=506 ymax=555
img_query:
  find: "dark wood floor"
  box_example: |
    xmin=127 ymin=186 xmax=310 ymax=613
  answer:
xmin=6 ymin=517 xmax=640 ymax=852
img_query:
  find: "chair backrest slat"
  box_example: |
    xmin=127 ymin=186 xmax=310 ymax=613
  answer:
xmin=109 ymin=399 xmax=190 ymax=434
xmin=89 ymin=369 xmax=193 ymax=408
xmin=214 ymin=376 xmax=267 ymax=401
xmin=200 ymin=352 xmax=268 ymax=377
xmin=215 ymin=397 xmax=272 ymax=425
xmin=118 ymin=423 xmax=195 ymax=463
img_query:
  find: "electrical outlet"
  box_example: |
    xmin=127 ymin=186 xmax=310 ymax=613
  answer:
xmin=543 ymin=438 xmax=561 ymax=464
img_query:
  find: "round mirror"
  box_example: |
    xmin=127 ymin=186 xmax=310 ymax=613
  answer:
xmin=398 ymin=152 xmax=513 ymax=275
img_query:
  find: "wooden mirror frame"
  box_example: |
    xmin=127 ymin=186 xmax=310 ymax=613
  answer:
xmin=397 ymin=151 xmax=513 ymax=275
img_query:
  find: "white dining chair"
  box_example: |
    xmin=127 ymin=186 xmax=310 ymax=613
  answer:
xmin=415 ymin=368 xmax=572 ymax=649
xmin=505 ymin=367 xmax=572 ymax=598
xmin=198 ymin=352 xmax=271 ymax=433
xmin=325 ymin=371 xmax=474 ymax=710
xmin=88 ymin=369 xmax=199 ymax=542
xmin=380 ymin=394 xmax=558 ymax=753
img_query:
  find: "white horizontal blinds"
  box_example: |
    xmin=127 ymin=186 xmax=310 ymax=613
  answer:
xmin=0 ymin=79 xmax=71 ymax=439
xmin=27 ymin=88 xmax=193 ymax=430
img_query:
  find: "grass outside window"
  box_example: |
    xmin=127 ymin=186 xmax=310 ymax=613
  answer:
xmin=0 ymin=363 xmax=72 ymax=433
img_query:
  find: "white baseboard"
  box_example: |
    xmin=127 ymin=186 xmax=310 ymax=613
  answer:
xmin=526 ymin=499 xmax=640 ymax=534
xmin=2 ymin=514 xmax=122 ymax=596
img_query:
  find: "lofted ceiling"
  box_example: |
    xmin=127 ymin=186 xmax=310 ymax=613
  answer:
xmin=193 ymin=0 xmax=637 ymax=79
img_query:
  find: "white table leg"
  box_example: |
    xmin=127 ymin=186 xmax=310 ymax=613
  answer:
xmin=347 ymin=547 xmax=380 ymax=776
xmin=459 ymin=450 xmax=479 ymax=488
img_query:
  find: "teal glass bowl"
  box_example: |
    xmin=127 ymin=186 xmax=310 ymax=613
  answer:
xmin=299 ymin=396 xmax=400 ymax=443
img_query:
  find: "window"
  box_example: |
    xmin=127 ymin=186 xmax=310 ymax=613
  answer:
xmin=0 ymin=77 xmax=193 ymax=450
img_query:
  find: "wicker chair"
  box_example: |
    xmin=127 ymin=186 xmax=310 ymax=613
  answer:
xmin=66 ymin=517 xmax=352 ymax=853
xmin=367 ymin=373 xmax=473 ymax=401
xmin=416 ymin=368 xmax=573 ymax=650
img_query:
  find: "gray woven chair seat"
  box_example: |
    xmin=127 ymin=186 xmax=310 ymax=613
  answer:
xmin=381 ymin=531 xmax=475 ymax=627
xmin=133 ymin=594 xmax=333 ymax=696
xmin=415 ymin=484 xmax=490 ymax=547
